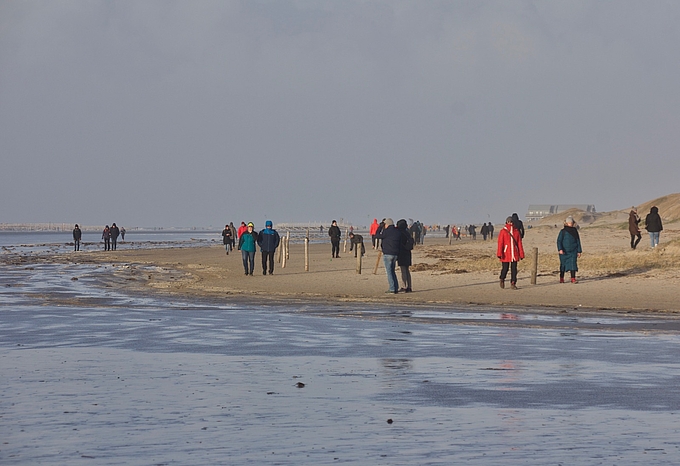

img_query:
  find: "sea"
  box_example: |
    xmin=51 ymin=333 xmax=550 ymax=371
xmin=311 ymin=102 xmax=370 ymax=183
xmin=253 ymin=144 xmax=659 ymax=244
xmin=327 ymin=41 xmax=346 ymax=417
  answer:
xmin=1 ymin=230 xmax=679 ymax=465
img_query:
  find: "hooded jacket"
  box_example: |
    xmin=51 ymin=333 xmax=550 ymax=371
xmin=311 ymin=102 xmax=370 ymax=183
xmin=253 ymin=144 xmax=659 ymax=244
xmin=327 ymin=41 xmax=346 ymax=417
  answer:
xmin=257 ymin=225 xmax=280 ymax=252
xmin=376 ymin=225 xmax=402 ymax=256
xmin=497 ymin=223 xmax=524 ymax=263
xmin=369 ymin=219 xmax=380 ymax=236
xmin=645 ymin=207 xmax=663 ymax=233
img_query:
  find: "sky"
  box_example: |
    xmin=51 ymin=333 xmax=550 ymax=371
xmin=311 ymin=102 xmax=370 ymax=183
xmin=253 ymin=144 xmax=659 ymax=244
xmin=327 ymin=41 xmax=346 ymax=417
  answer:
xmin=2 ymin=0 xmax=680 ymax=228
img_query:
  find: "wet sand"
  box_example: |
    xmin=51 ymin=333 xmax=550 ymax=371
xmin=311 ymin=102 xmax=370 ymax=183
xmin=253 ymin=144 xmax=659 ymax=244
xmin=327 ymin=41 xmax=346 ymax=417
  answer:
xmin=37 ymin=224 xmax=680 ymax=318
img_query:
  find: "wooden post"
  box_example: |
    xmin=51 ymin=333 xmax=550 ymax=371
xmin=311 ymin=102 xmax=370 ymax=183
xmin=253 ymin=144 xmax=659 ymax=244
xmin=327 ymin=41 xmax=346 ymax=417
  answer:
xmin=285 ymin=231 xmax=290 ymax=260
xmin=356 ymin=244 xmax=362 ymax=274
xmin=277 ymin=236 xmax=283 ymax=263
xmin=304 ymin=235 xmax=309 ymax=272
xmin=448 ymin=224 xmax=453 ymax=245
xmin=530 ymin=247 xmax=538 ymax=285
xmin=373 ymin=250 xmax=383 ymax=275
xmin=343 ymin=228 xmax=348 ymax=253
xmin=281 ymin=239 xmax=287 ymax=268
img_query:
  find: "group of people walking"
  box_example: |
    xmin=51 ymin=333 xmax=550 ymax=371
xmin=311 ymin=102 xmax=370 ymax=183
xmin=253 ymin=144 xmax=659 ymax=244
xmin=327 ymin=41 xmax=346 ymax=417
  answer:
xmin=223 ymin=221 xmax=281 ymax=276
xmin=630 ymin=206 xmax=663 ymax=249
xmin=71 ymin=223 xmax=125 ymax=251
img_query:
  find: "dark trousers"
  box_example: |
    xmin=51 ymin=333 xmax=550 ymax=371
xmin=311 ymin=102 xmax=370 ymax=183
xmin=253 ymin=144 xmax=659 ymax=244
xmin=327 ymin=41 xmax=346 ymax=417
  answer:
xmin=74 ymin=240 xmax=80 ymax=251
xmin=242 ymin=250 xmax=255 ymax=274
xmin=261 ymin=250 xmax=275 ymax=274
xmin=350 ymin=241 xmax=365 ymax=257
xmin=331 ymin=239 xmax=340 ymax=257
xmin=500 ymin=261 xmax=518 ymax=283
xmin=112 ymin=238 xmax=117 ymax=250
xmin=559 ymin=270 xmax=576 ymax=279
xmin=104 ymin=238 xmax=110 ymax=251
xmin=630 ymin=232 xmax=641 ymax=249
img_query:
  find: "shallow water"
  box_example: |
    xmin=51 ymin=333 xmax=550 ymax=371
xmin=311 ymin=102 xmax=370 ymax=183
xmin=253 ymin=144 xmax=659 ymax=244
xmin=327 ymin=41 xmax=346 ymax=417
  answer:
xmin=1 ymin=263 xmax=680 ymax=465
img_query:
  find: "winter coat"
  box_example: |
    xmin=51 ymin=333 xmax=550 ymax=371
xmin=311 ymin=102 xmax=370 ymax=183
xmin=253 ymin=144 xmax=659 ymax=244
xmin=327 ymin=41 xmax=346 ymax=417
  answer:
xmin=110 ymin=226 xmax=120 ymax=239
xmin=480 ymin=224 xmax=489 ymax=236
xmin=73 ymin=228 xmax=82 ymax=241
xmin=645 ymin=207 xmax=663 ymax=233
xmin=511 ymin=214 xmax=525 ymax=239
xmin=257 ymin=228 xmax=280 ymax=252
xmin=222 ymin=228 xmax=233 ymax=245
xmin=497 ymin=224 xmax=524 ymax=263
xmin=349 ymin=234 xmax=366 ymax=255
xmin=376 ymin=225 xmax=402 ymax=256
xmin=369 ymin=219 xmax=380 ymax=236
xmin=628 ymin=211 xmax=641 ymax=235
xmin=557 ymin=226 xmax=582 ymax=272
xmin=328 ymin=225 xmax=341 ymax=242
xmin=238 ymin=231 xmax=258 ymax=253
xmin=237 ymin=224 xmax=248 ymax=238
xmin=102 ymin=228 xmax=111 ymax=240
xmin=397 ymin=223 xmax=414 ymax=267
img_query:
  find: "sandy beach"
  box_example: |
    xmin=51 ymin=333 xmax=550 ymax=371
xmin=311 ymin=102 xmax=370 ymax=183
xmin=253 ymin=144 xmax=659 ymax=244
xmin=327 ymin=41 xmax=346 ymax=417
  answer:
xmin=37 ymin=222 xmax=680 ymax=317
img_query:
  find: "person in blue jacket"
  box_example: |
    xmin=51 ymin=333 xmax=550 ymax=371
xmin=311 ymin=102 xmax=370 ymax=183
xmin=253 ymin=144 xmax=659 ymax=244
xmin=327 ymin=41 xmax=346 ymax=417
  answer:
xmin=257 ymin=220 xmax=281 ymax=275
xmin=557 ymin=216 xmax=582 ymax=283
xmin=238 ymin=222 xmax=258 ymax=275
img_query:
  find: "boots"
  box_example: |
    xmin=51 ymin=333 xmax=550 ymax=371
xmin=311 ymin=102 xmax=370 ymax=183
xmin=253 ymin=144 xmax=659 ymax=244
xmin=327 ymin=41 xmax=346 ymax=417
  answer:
xmin=500 ymin=279 xmax=505 ymax=289
xmin=510 ymin=282 xmax=518 ymax=290
xmin=571 ymin=277 xmax=577 ymax=284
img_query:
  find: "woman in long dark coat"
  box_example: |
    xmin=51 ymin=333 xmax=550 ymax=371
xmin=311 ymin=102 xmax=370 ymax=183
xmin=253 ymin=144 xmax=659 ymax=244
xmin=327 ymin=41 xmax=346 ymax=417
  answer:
xmin=557 ymin=216 xmax=582 ymax=283
xmin=396 ymin=219 xmax=414 ymax=292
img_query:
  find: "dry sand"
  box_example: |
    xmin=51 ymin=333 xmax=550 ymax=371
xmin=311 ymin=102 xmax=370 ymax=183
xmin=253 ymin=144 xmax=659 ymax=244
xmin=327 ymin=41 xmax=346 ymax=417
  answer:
xmin=53 ymin=223 xmax=680 ymax=317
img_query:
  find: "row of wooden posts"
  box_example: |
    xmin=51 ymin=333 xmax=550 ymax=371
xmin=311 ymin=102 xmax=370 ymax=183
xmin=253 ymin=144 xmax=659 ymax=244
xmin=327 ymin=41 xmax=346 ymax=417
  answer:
xmin=276 ymin=228 xmax=540 ymax=284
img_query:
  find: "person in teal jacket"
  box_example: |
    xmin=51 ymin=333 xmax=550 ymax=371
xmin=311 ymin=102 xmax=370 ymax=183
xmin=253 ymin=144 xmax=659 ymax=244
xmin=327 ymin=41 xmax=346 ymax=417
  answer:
xmin=238 ymin=222 xmax=258 ymax=275
xmin=557 ymin=216 xmax=582 ymax=283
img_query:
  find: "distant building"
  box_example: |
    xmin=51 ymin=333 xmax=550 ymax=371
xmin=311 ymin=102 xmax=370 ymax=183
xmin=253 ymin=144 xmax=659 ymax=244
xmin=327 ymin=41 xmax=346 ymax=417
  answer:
xmin=526 ymin=204 xmax=596 ymax=222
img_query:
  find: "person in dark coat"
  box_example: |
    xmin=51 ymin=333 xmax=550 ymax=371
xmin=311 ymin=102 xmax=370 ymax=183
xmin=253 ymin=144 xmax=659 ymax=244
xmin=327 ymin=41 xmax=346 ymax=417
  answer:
xmin=511 ymin=213 xmax=525 ymax=239
xmin=348 ymin=232 xmax=365 ymax=257
xmin=328 ymin=220 xmax=342 ymax=258
xmin=222 ymin=224 xmax=233 ymax=254
xmin=644 ymin=206 xmax=663 ymax=248
xmin=110 ymin=223 xmax=120 ymax=250
xmin=557 ymin=216 xmax=582 ymax=283
xmin=488 ymin=222 xmax=494 ymax=239
xmin=257 ymin=220 xmax=281 ymax=275
xmin=72 ymin=224 xmax=82 ymax=251
xmin=480 ymin=223 xmax=489 ymax=241
xmin=375 ymin=218 xmax=401 ymax=294
xmin=102 ymin=225 xmax=111 ymax=251
xmin=396 ymin=219 xmax=414 ymax=292
xmin=469 ymin=224 xmax=476 ymax=240
xmin=628 ymin=207 xmax=641 ymax=249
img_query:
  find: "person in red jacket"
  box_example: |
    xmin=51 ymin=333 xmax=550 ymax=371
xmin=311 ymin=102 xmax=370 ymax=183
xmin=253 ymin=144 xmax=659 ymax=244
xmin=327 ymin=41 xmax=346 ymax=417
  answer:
xmin=497 ymin=216 xmax=525 ymax=289
xmin=369 ymin=218 xmax=380 ymax=249
xmin=236 ymin=222 xmax=248 ymax=249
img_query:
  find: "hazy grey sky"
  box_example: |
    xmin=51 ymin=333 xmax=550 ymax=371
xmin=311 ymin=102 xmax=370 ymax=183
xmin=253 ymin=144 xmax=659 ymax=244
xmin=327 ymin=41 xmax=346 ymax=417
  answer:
xmin=2 ymin=1 xmax=679 ymax=227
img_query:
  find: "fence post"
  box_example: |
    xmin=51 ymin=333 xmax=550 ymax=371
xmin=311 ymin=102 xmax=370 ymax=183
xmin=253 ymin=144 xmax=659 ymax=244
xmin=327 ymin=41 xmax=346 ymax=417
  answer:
xmin=530 ymin=247 xmax=538 ymax=285
xmin=373 ymin=250 xmax=383 ymax=275
xmin=304 ymin=233 xmax=309 ymax=272
xmin=356 ymin=244 xmax=362 ymax=274
xmin=448 ymin=225 xmax=453 ymax=245
xmin=343 ymin=228 xmax=348 ymax=253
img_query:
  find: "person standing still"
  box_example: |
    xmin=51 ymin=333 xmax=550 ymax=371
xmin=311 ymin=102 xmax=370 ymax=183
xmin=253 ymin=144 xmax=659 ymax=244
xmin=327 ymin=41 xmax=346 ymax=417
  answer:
xmin=238 ymin=222 xmax=258 ymax=275
xmin=497 ymin=217 xmax=524 ymax=289
xmin=102 ymin=225 xmax=111 ymax=251
xmin=329 ymin=220 xmax=341 ymax=258
xmin=110 ymin=223 xmax=120 ymax=250
xmin=645 ymin=206 xmax=663 ymax=248
xmin=628 ymin=207 xmax=641 ymax=249
xmin=73 ymin=224 xmax=82 ymax=251
xmin=257 ymin=220 xmax=280 ymax=275
xmin=488 ymin=222 xmax=494 ymax=239
xmin=396 ymin=219 xmax=414 ymax=292
xmin=375 ymin=218 xmax=401 ymax=294
xmin=120 ymin=226 xmax=126 ymax=241
xmin=369 ymin=218 xmax=380 ymax=249
xmin=557 ymin=216 xmax=582 ymax=283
